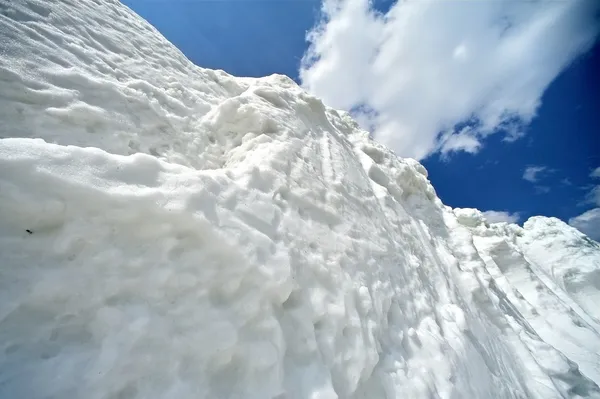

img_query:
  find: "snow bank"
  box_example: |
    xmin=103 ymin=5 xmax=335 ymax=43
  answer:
xmin=1 ymin=1 xmax=600 ymax=398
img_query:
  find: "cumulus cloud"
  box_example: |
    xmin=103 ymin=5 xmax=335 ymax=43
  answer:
xmin=523 ymin=165 xmax=546 ymax=182
xmin=300 ymin=0 xmax=600 ymax=160
xmin=569 ymin=166 xmax=600 ymax=241
xmin=482 ymin=210 xmax=520 ymax=224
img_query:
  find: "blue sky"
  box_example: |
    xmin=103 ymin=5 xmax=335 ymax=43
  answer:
xmin=123 ymin=0 xmax=600 ymax=236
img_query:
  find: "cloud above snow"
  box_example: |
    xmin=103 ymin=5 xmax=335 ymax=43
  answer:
xmin=523 ymin=165 xmax=553 ymax=194
xmin=300 ymin=0 xmax=600 ymax=160
xmin=569 ymin=166 xmax=600 ymax=241
xmin=569 ymin=208 xmax=600 ymax=241
xmin=482 ymin=210 xmax=520 ymax=224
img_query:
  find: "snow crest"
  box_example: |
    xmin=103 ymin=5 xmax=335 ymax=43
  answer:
xmin=1 ymin=1 xmax=600 ymax=398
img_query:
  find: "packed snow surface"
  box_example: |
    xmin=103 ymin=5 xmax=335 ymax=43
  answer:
xmin=1 ymin=1 xmax=600 ymax=398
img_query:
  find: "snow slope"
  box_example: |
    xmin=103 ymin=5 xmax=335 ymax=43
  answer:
xmin=1 ymin=1 xmax=600 ymax=398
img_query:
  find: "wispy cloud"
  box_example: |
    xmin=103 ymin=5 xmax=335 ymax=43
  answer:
xmin=568 ymin=165 xmax=600 ymax=240
xmin=569 ymin=208 xmax=600 ymax=241
xmin=561 ymin=178 xmax=573 ymax=186
xmin=581 ymin=167 xmax=600 ymax=206
xmin=300 ymin=0 xmax=600 ymax=160
xmin=585 ymin=185 xmax=600 ymax=206
xmin=482 ymin=210 xmax=521 ymax=224
xmin=523 ymin=166 xmax=547 ymax=183
xmin=438 ymin=128 xmax=481 ymax=158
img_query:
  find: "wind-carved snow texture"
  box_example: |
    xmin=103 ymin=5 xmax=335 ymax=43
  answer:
xmin=1 ymin=1 xmax=600 ymax=398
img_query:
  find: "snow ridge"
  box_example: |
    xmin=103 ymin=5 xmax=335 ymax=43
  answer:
xmin=1 ymin=1 xmax=600 ymax=398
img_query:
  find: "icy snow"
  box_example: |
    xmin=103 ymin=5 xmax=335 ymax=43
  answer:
xmin=1 ymin=0 xmax=600 ymax=398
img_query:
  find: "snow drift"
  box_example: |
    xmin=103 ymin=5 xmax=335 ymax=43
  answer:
xmin=1 ymin=1 xmax=600 ymax=398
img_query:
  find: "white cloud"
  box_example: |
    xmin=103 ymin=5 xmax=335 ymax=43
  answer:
xmin=300 ymin=0 xmax=600 ymax=160
xmin=586 ymin=185 xmax=600 ymax=206
xmin=523 ymin=166 xmax=547 ymax=183
xmin=569 ymin=167 xmax=600 ymax=241
xmin=569 ymin=208 xmax=600 ymax=241
xmin=482 ymin=210 xmax=520 ymax=224
xmin=438 ymin=127 xmax=481 ymax=157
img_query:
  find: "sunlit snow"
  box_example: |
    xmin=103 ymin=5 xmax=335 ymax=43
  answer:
xmin=1 ymin=1 xmax=600 ymax=398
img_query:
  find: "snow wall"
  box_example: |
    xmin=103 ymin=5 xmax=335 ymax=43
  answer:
xmin=1 ymin=0 xmax=600 ymax=398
